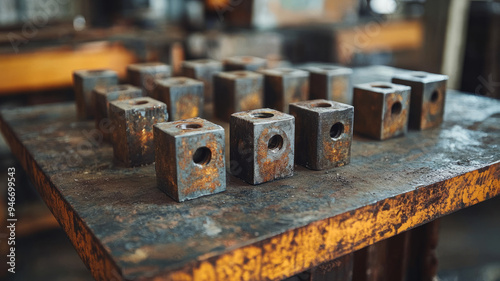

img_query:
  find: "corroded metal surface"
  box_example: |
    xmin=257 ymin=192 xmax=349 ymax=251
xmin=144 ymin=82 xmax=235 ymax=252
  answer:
xmin=154 ymin=118 xmax=226 ymax=202
xmin=353 ymin=82 xmax=411 ymax=140
xmin=214 ymin=71 xmax=264 ymax=121
xmin=304 ymin=65 xmax=353 ymax=105
xmin=392 ymin=71 xmax=448 ymax=130
xmin=93 ymin=84 xmax=144 ymax=142
xmin=290 ymin=99 xmax=353 ymax=170
xmin=1 ymin=90 xmax=500 ymax=281
xmin=261 ymin=68 xmax=309 ymax=113
xmin=109 ymin=97 xmax=167 ymax=167
xmin=127 ymin=62 xmax=171 ymax=97
xmin=230 ymin=108 xmax=295 ymax=185
xmin=154 ymin=77 xmax=204 ymax=121
xmin=223 ymin=56 xmax=267 ymax=71
xmin=73 ymin=69 xmax=118 ymax=119
xmin=182 ymin=59 xmax=223 ymax=103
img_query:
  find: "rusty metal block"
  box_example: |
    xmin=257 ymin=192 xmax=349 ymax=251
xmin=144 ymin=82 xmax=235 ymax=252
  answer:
xmin=109 ymin=97 xmax=168 ymax=167
xmin=182 ymin=59 xmax=223 ymax=103
xmin=94 ymin=84 xmax=144 ymax=142
xmin=304 ymin=65 xmax=353 ymax=104
xmin=73 ymin=69 xmax=118 ymax=119
xmin=230 ymin=108 xmax=295 ymax=185
xmin=289 ymin=99 xmax=353 ymax=170
xmin=261 ymin=68 xmax=309 ymax=113
xmin=353 ymin=82 xmax=411 ymax=140
xmin=223 ymin=56 xmax=267 ymax=71
xmin=154 ymin=118 xmax=226 ymax=202
xmin=213 ymin=71 xmax=264 ymax=121
xmin=392 ymin=71 xmax=448 ymax=130
xmin=127 ymin=62 xmax=171 ymax=97
xmin=155 ymin=77 xmax=204 ymax=121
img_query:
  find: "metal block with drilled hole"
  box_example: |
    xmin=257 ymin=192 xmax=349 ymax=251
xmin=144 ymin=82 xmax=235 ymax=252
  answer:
xmin=223 ymin=56 xmax=267 ymax=71
xmin=261 ymin=68 xmax=309 ymax=113
xmin=93 ymin=84 xmax=144 ymax=142
xmin=353 ymin=82 xmax=411 ymax=140
xmin=127 ymin=62 xmax=171 ymax=97
xmin=73 ymin=69 xmax=118 ymax=119
xmin=109 ymin=97 xmax=168 ymax=167
xmin=392 ymin=71 xmax=448 ymax=130
xmin=230 ymin=108 xmax=295 ymax=185
xmin=154 ymin=118 xmax=226 ymax=202
xmin=154 ymin=77 xmax=204 ymax=121
xmin=289 ymin=99 xmax=353 ymax=170
xmin=213 ymin=70 xmax=264 ymax=121
xmin=304 ymin=65 xmax=353 ymax=105
xmin=182 ymin=59 xmax=223 ymax=103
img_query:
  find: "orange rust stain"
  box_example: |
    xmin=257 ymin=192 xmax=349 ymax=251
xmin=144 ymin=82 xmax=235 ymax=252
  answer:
xmin=176 ymin=95 xmax=201 ymax=120
xmin=255 ymin=127 xmax=291 ymax=183
xmin=382 ymin=93 xmax=409 ymax=139
xmin=162 ymin=164 xmax=500 ymax=281
xmin=421 ymin=84 xmax=446 ymax=129
xmin=240 ymin=92 xmax=262 ymax=112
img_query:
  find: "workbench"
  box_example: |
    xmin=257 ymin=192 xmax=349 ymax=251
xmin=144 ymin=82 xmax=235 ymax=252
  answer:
xmin=1 ymin=71 xmax=499 ymax=280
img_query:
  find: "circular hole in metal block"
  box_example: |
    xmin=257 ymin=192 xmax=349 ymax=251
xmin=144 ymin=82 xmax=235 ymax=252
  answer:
xmin=268 ymin=135 xmax=284 ymax=152
xmin=177 ymin=123 xmax=203 ymax=130
xmin=330 ymin=122 xmax=344 ymax=139
xmin=312 ymin=102 xmax=332 ymax=108
xmin=193 ymin=147 xmax=211 ymax=165
xmin=430 ymin=90 xmax=439 ymax=102
xmin=252 ymin=112 xmax=274 ymax=118
xmin=130 ymin=100 xmax=149 ymax=105
xmin=371 ymin=84 xmax=392 ymax=89
xmin=391 ymin=101 xmax=402 ymax=115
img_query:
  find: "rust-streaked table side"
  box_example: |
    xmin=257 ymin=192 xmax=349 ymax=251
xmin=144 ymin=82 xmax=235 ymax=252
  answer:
xmin=0 ymin=91 xmax=499 ymax=281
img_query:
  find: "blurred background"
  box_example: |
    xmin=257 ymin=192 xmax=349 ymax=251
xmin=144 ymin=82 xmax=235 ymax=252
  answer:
xmin=0 ymin=0 xmax=499 ymax=280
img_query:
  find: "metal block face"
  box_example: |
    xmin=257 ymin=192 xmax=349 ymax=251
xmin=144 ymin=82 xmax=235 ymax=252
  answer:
xmin=127 ymin=62 xmax=171 ymax=97
xmin=73 ymin=69 xmax=118 ymax=119
xmin=353 ymin=82 xmax=411 ymax=140
xmin=392 ymin=71 xmax=448 ymax=130
xmin=305 ymin=65 xmax=353 ymax=105
xmin=214 ymin=71 xmax=264 ymax=121
xmin=155 ymin=77 xmax=204 ymax=121
xmin=223 ymin=56 xmax=267 ymax=71
xmin=94 ymin=84 xmax=144 ymax=142
xmin=154 ymin=118 xmax=226 ymax=202
xmin=182 ymin=59 xmax=223 ymax=103
xmin=261 ymin=68 xmax=309 ymax=112
xmin=230 ymin=108 xmax=295 ymax=185
xmin=290 ymin=99 xmax=353 ymax=170
xmin=109 ymin=97 xmax=168 ymax=167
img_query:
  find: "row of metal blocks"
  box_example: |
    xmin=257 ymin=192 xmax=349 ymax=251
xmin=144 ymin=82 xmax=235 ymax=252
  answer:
xmin=72 ymin=57 xmax=448 ymax=202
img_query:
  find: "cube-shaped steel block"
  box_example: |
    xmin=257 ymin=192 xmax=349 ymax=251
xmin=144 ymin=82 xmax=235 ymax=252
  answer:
xmin=261 ymin=68 xmax=309 ymax=113
xmin=304 ymin=65 xmax=353 ymax=105
xmin=392 ymin=71 xmax=448 ymax=130
xmin=223 ymin=56 xmax=267 ymax=71
xmin=214 ymin=71 xmax=264 ymax=121
xmin=182 ymin=59 xmax=223 ymax=103
xmin=73 ymin=69 xmax=118 ymax=119
xmin=154 ymin=118 xmax=226 ymax=202
xmin=109 ymin=97 xmax=168 ymax=167
xmin=353 ymin=82 xmax=411 ymax=140
xmin=94 ymin=84 xmax=144 ymax=142
xmin=154 ymin=77 xmax=204 ymax=121
xmin=127 ymin=62 xmax=171 ymax=97
xmin=230 ymin=108 xmax=295 ymax=185
xmin=289 ymin=99 xmax=353 ymax=170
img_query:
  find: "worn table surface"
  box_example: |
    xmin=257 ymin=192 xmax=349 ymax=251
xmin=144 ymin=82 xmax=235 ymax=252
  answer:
xmin=1 ymin=83 xmax=500 ymax=280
